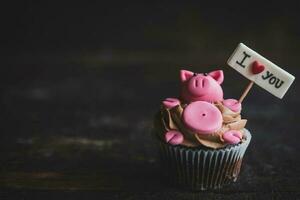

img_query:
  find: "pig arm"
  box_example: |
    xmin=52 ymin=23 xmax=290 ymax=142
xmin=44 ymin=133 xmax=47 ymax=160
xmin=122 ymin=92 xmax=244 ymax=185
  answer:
xmin=165 ymin=130 xmax=184 ymax=145
xmin=162 ymin=98 xmax=180 ymax=109
xmin=222 ymin=99 xmax=242 ymax=112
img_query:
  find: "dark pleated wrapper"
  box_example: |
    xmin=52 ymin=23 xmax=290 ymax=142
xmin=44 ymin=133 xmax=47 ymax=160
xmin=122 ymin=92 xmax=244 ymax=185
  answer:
xmin=157 ymin=129 xmax=251 ymax=191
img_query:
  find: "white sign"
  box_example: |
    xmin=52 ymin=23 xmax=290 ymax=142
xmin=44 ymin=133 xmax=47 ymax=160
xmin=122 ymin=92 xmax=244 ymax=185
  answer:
xmin=227 ymin=43 xmax=295 ymax=99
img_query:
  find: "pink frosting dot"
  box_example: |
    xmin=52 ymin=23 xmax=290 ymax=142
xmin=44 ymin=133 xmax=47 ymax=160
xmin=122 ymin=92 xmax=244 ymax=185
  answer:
xmin=182 ymin=101 xmax=222 ymax=134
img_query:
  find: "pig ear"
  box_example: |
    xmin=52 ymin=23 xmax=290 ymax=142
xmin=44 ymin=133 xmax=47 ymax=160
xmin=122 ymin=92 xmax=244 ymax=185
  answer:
xmin=180 ymin=70 xmax=194 ymax=82
xmin=208 ymin=70 xmax=224 ymax=84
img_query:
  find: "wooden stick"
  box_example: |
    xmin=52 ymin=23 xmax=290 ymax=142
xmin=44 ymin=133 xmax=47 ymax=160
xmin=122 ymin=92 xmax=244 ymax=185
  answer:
xmin=239 ymin=81 xmax=254 ymax=103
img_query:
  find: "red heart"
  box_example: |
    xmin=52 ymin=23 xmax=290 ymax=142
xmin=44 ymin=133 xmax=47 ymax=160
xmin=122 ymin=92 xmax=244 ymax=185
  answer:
xmin=251 ymin=61 xmax=265 ymax=74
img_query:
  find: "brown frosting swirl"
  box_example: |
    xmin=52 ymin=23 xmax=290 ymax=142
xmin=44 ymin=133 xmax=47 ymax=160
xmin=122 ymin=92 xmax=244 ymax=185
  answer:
xmin=156 ymin=100 xmax=247 ymax=149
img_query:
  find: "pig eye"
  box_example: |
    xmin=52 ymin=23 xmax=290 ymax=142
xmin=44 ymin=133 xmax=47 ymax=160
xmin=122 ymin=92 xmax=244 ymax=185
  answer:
xmin=204 ymin=73 xmax=208 ymax=76
xmin=193 ymin=73 xmax=198 ymax=76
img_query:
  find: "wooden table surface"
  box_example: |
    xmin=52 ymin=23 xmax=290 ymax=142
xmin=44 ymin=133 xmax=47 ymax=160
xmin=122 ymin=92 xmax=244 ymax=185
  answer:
xmin=0 ymin=55 xmax=299 ymax=199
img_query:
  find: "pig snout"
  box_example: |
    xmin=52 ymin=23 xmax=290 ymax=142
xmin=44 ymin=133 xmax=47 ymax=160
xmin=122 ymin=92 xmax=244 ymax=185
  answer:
xmin=187 ymin=75 xmax=210 ymax=96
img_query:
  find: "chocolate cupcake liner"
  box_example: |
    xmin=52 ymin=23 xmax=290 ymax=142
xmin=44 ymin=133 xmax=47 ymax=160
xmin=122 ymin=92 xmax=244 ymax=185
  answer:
xmin=157 ymin=129 xmax=251 ymax=191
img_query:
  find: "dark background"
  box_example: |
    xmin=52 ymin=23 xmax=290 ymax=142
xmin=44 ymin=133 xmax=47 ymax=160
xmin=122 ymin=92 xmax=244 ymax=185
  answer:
xmin=0 ymin=1 xmax=299 ymax=199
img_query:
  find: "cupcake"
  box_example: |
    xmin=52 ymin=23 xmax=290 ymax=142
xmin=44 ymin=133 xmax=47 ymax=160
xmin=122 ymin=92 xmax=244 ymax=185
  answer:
xmin=154 ymin=69 xmax=251 ymax=190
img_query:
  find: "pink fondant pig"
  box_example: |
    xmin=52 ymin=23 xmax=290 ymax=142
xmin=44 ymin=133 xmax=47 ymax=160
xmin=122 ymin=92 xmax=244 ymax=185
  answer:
xmin=180 ymin=70 xmax=224 ymax=103
xmin=179 ymin=69 xmax=241 ymax=112
xmin=180 ymin=70 xmax=241 ymax=112
xmin=162 ymin=70 xmax=242 ymax=145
